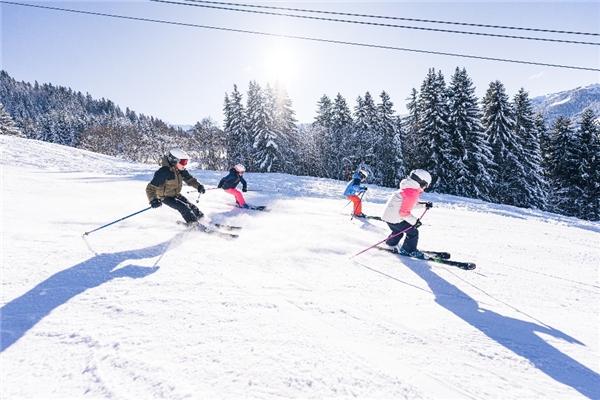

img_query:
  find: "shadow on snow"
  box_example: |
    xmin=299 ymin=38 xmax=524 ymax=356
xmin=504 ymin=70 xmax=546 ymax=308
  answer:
xmin=0 ymin=240 xmax=175 ymax=352
xmin=406 ymin=262 xmax=600 ymax=399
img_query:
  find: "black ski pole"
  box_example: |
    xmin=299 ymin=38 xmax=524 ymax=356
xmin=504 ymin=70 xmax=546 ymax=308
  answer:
xmin=83 ymin=207 xmax=151 ymax=236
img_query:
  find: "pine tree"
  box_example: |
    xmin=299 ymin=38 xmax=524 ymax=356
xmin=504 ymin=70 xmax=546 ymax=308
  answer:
xmin=482 ymin=80 xmax=524 ymax=205
xmin=0 ymin=102 xmax=24 ymax=137
xmin=576 ymin=108 xmax=600 ymax=220
xmin=351 ymin=92 xmax=378 ymax=176
xmin=446 ymin=67 xmax=495 ymax=200
xmin=247 ymin=81 xmax=279 ymax=172
xmin=547 ymin=116 xmax=579 ymax=215
xmin=512 ymin=88 xmax=547 ymax=209
xmin=312 ymin=94 xmax=334 ymax=178
xmin=375 ymin=91 xmax=403 ymax=187
xmin=223 ymin=84 xmax=249 ymax=167
xmin=273 ymin=81 xmax=299 ymax=174
xmin=190 ymin=117 xmax=227 ymax=171
xmin=331 ymin=93 xmax=354 ymax=180
xmin=401 ymin=88 xmax=420 ymax=171
xmin=417 ymin=68 xmax=452 ymax=191
xmin=535 ymin=112 xmax=552 ymax=183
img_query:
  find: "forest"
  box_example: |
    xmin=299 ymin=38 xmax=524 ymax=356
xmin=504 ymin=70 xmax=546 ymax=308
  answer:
xmin=1 ymin=69 xmax=598 ymax=221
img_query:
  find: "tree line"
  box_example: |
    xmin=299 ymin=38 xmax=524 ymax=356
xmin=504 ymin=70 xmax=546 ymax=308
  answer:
xmin=1 ymin=69 xmax=598 ymax=221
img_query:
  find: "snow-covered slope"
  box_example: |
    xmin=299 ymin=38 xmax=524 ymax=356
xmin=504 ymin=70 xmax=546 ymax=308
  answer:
xmin=1 ymin=135 xmax=599 ymax=399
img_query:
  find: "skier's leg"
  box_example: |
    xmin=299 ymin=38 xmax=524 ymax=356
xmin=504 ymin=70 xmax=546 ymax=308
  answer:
xmin=385 ymin=221 xmax=411 ymax=246
xmin=163 ymin=195 xmax=202 ymax=223
xmin=401 ymin=227 xmax=419 ymax=253
xmin=225 ymin=188 xmax=246 ymax=206
xmin=347 ymin=195 xmax=362 ymax=216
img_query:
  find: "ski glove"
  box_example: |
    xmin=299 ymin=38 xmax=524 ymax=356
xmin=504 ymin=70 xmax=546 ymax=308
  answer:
xmin=242 ymin=187 xmax=247 ymax=193
xmin=423 ymin=201 xmax=433 ymax=209
xmin=150 ymin=199 xmax=162 ymax=208
xmin=413 ymin=219 xmax=422 ymax=229
xmin=361 ymin=187 xmax=368 ymax=192
xmin=197 ymin=185 xmax=206 ymax=194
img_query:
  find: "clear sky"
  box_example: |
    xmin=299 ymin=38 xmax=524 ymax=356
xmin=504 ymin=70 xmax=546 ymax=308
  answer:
xmin=1 ymin=1 xmax=599 ymax=126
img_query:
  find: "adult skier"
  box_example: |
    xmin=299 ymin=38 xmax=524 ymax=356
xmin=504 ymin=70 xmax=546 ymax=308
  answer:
xmin=344 ymin=170 xmax=369 ymax=217
xmin=381 ymin=169 xmax=433 ymax=258
xmin=146 ymin=148 xmax=206 ymax=225
xmin=218 ymin=164 xmax=249 ymax=208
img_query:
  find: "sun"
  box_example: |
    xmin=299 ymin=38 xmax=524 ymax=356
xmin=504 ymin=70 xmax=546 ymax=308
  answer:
xmin=264 ymin=44 xmax=298 ymax=85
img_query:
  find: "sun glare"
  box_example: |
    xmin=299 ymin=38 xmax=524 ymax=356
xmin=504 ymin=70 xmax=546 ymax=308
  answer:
xmin=264 ymin=45 xmax=298 ymax=85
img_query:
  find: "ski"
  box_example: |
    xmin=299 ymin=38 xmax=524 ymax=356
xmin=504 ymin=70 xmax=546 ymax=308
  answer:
xmin=423 ymin=255 xmax=476 ymax=270
xmin=352 ymin=214 xmax=382 ymax=221
xmin=237 ymin=205 xmax=270 ymax=212
xmin=378 ymin=247 xmax=451 ymax=259
xmin=176 ymin=221 xmax=239 ymax=239
xmin=213 ymin=223 xmax=242 ymax=231
xmin=378 ymin=247 xmax=475 ymax=270
xmin=196 ymin=226 xmax=239 ymax=240
xmin=177 ymin=220 xmax=241 ymax=231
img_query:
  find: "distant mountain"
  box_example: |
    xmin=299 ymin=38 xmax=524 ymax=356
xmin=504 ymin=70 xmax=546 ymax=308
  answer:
xmin=531 ymin=83 xmax=600 ymax=127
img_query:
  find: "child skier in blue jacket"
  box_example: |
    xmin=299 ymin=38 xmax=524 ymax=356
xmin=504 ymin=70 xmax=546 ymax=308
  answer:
xmin=344 ymin=170 xmax=368 ymax=217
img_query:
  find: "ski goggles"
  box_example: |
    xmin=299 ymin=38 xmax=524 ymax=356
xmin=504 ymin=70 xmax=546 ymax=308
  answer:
xmin=179 ymin=159 xmax=188 ymax=166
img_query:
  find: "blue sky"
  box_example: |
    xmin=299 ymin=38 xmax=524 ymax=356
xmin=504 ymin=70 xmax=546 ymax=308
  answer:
xmin=2 ymin=1 xmax=599 ymax=125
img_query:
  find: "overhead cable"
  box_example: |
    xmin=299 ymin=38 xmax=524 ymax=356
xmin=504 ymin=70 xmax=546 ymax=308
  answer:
xmin=155 ymin=0 xmax=600 ymax=46
xmin=2 ymin=1 xmax=599 ymax=72
xmin=180 ymin=0 xmax=600 ymax=38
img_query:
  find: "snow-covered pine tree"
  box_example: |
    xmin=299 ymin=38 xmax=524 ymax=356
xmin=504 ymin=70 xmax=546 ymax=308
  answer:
xmin=512 ymin=88 xmax=547 ymax=209
xmin=0 ymin=102 xmax=24 ymax=137
xmin=273 ymin=81 xmax=299 ymax=174
xmin=446 ymin=67 xmax=495 ymax=200
xmin=482 ymin=80 xmax=524 ymax=205
xmin=223 ymin=84 xmax=249 ymax=167
xmin=417 ymin=68 xmax=452 ymax=191
xmin=247 ymin=81 xmax=279 ymax=172
xmin=351 ymin=92 xmax=378 ymax=178
xmin=331 ymin=93 xmax=354 ymax=180
xmin=535 ymin=112 xmax=551 ymax=182
xmin=575 ymin=108 xmax=600 ymax=220
xmin=311 ymin=94 xmax=334 ymax=178
xmin=190 ymin=117 xmax=227 ymax=171
xmin=547 ymin=116 xmax=580 ymax=216
xmin=374 ymin=91 xmax=403 ymax=187
xmin=401 ymin=88 xmax=420 ymax=171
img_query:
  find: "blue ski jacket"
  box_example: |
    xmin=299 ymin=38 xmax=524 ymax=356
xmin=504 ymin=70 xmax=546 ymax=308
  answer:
xmin=344 ymin=173 xmax=367 ymax=196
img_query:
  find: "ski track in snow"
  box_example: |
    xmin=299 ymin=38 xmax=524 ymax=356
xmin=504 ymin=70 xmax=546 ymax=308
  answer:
xmin=1 ymin=135 xmax=599 ymax=399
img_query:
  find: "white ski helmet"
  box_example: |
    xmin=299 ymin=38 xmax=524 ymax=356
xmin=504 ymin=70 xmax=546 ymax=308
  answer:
xmin=409 ymin=169 xmax=432 ymax=188
xmin=234 ymin=164 xmax=246 ymax=173
xmin=358 ymin=169 xmax=368 ymax=179
xmin=167 ymin=148 xmax=189 ymax=166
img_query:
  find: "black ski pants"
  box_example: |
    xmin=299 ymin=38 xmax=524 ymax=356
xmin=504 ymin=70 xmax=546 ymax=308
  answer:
xmin=162 ymin=194 xmax=204 ymax=223
xmin=385 ymin=221 xmax=419 ymax=252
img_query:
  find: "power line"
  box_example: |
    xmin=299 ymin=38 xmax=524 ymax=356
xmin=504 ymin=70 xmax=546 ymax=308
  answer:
xmin=2 ymin=1 xmax=599 ymax=72
xmin=180 ymin=0 xmax=600 ymax=38
xmin=156 ymin=0 xmax=600 ymax=46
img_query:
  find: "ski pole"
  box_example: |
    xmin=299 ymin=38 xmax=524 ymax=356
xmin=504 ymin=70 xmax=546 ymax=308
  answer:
xmin=83 ymin=207 xmax=151 ymax=236
xmin=246 ymin=189 xmax=279 ymax=192
xmin=187 ymin=187 xmax=219 ymax=194
xmin=350 ymin=208 xmax=428 ymax=258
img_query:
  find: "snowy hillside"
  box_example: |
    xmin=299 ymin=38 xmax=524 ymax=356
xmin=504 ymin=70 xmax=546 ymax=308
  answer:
xmin=1 ymin=135 xmax=599 ymax=399
xmin=532 ymin=83 xmax=600 ymax=127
